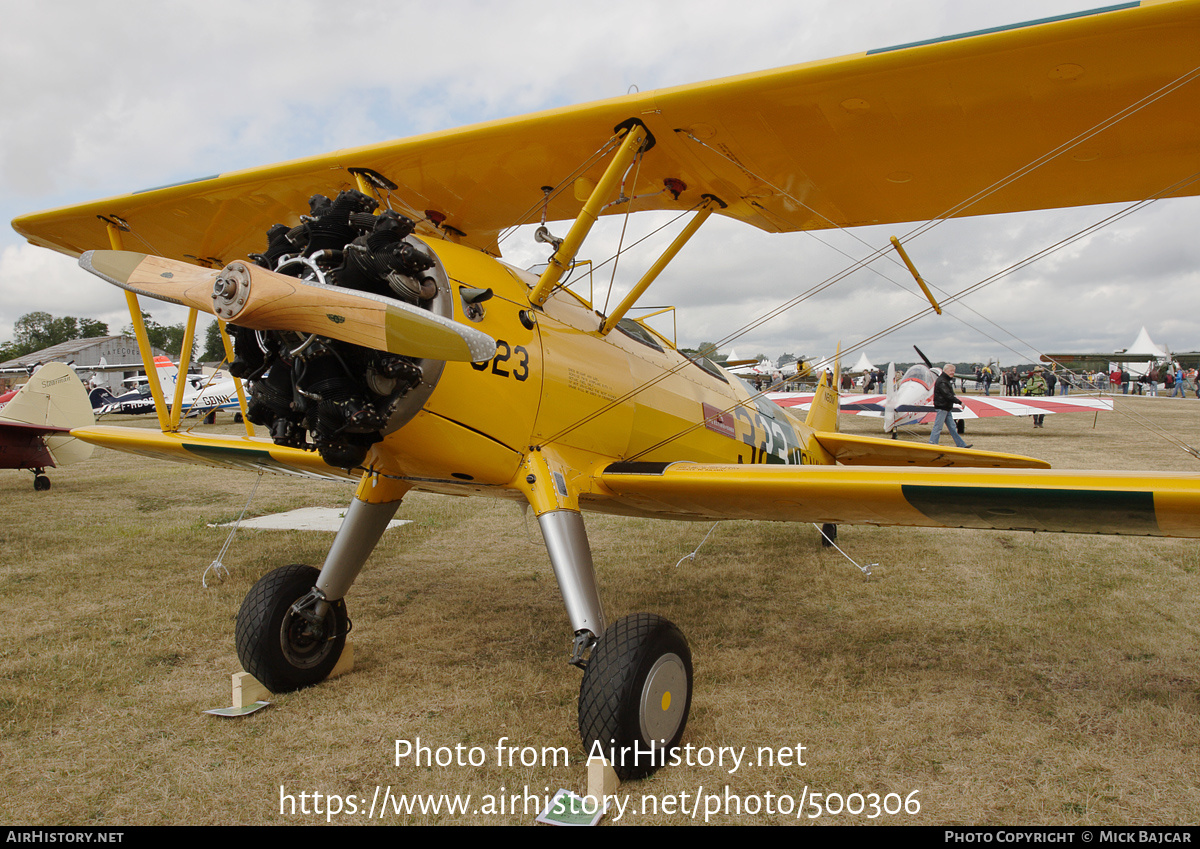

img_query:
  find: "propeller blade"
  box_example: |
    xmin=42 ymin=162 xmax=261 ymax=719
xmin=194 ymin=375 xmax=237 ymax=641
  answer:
xmin=79 ymin=250 xmax=496 ymax=363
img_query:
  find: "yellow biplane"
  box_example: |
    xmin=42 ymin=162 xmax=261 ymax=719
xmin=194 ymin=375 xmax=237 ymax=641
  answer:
xmin=12 ymin=0 xmax=1200 ymax=779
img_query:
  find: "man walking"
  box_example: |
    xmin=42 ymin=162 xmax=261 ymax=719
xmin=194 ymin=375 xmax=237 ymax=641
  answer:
xmin=929 ymin=364 xmax=971 ymax=448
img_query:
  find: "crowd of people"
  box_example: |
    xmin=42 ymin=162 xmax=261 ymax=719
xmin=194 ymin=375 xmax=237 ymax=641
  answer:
xmin=979 ymin=364 xmax=1199 ymax=398
xmin=765 ymin=361 xmax=1199 ymax=400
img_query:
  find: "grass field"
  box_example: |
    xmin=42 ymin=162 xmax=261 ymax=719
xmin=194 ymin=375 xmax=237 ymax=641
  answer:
xmin=1 ymin=395 xmax=1198 ymax=825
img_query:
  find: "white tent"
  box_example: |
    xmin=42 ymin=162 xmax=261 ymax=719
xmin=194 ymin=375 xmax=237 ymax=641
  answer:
xmin=1119 ymin=327 xmax=1168 ymax=376
xmin=1126 ymin=326 xmax=1167 ymax=359
xmin=850 ymin=351 xmax=876 ymax=373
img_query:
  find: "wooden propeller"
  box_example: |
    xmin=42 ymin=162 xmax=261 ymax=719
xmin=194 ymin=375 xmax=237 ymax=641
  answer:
xmin=79 ymin=250 xmax=496 ymax=363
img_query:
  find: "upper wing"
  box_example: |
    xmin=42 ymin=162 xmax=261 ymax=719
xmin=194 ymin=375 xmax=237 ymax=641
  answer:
xmin=13 ymin=1 xmax=1200 ymax=261
xmin=596 ymin=461 xmax=1200 ymax=537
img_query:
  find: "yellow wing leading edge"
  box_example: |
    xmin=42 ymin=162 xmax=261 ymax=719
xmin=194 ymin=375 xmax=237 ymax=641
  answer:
xmin=13 ymin=0 xmax=1200 ymax=263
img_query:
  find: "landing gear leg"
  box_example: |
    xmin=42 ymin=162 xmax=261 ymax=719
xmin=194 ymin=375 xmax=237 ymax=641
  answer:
xmin=537 ymin=510 xmax=606 ymax=663
xmin=536 ymin=509 xmax=693 ymax=780
xmin=235 ymin=475 xmax=406 ymax=692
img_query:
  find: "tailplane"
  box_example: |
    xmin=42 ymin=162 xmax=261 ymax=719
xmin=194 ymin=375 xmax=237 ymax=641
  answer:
xmin=804 ymin=359 xmax=840 ymax=433
xmin=0 ymin=363 xmax=95 ymax=465
xmin=89 ymin=386 xmax=117 ymax=411
xmin=153 ymin=355 xmax=180 ymax=391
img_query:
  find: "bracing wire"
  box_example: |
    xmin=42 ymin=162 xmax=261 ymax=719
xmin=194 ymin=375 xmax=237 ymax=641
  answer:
xmin=541 ymin=61 xmax=1200 ymax=456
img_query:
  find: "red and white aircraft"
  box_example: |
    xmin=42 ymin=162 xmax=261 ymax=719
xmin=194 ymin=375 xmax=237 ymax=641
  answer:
xmin=770 ymin=361 xmax=1112 ymax=434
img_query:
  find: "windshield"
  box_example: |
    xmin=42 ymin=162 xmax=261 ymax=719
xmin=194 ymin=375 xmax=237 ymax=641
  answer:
xmin=901 ymin=364 xmax=934 ymax=386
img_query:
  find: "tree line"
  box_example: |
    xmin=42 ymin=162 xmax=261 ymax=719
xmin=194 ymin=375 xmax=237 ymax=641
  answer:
xmin=0 ymin=311 xmax=228 ymax=363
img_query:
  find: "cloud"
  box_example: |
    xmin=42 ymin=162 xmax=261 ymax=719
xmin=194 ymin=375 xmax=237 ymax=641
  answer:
xmin=1 ymin=0 xmax=1194 ymax=366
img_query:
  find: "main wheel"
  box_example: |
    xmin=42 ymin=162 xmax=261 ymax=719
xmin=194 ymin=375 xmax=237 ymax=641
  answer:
xmin=33 ymin=474 xmax=50 ymax=491
xmin=235 ymin=564 xmax=348 ymax=693
xmin=579 ymin=613 xmax=693 ymax=780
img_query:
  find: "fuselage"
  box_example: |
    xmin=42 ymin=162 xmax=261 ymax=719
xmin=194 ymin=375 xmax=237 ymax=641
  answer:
xmin=364 ymin=237 xmax=831 ymax=497
xmin=885 ymin=364 xmax=938 ymax=432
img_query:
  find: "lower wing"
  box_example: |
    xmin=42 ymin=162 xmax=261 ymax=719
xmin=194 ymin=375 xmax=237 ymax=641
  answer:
xmin=70 ymin=426 xmax=355 ymax=481
xmin=596 ymin=462 xmax=1200 ymax=537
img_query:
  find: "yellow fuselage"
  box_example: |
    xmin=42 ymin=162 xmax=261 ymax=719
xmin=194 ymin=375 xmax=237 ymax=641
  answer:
xmin=365 ymin=238 xmax=825 ymax=505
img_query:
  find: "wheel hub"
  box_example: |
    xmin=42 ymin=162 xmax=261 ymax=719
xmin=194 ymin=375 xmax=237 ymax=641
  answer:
xmin=639 ymin=652 xmax=688 ymax=743
xmin=280 ymin=603 xmax=335 ymax=670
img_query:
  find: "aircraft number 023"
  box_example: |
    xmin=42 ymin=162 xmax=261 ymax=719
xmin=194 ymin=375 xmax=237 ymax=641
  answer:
xmin=471 ymin=340 xmax=530 ymax=381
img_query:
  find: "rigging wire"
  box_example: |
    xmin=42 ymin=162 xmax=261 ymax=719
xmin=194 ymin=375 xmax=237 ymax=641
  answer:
xmin=622 ymin=167 xmax=1200 ymax=462
xmin=495 ymin=135 xmax=623 ymax=250
xmin=541 ymin=61 xmax=1200 ymax=451
xmin=601 ymin=150 xmax=646 ymax=317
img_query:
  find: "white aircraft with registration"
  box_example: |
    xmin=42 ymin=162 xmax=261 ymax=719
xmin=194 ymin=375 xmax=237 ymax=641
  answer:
xmin=91 ymin=356 xmax=242 ymax=419
xmin=11 ymin=0 xmax=1200 ymax=781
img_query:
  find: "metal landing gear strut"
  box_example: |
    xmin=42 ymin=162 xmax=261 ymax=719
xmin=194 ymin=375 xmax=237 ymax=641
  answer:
xmin=234 ymin=493 xmax=400 ymax=692
xmin=537 ymin=508 xmax=693 ymax=780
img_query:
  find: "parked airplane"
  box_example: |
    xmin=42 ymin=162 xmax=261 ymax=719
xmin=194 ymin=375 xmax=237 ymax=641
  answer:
xmin=724 ymin=353 xmax=810 ymax=385
xmin=771 ymin=360 xmax=1112 ymax=435
xmin=0 ymin=363 xmax=94 ymax=490
xmin=91 ymin=356 xmax=241 ymax=419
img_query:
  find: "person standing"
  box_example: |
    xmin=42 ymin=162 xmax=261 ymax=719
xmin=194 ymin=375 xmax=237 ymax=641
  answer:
xmin=929 ymin=364 xmax=971 ymax=448
xmin=1025 ymin=367 xmax=1049 ymax=427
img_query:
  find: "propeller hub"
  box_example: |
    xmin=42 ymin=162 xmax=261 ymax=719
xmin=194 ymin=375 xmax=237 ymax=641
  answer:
xmin=213 ymin=261 xmax=252 ymax=320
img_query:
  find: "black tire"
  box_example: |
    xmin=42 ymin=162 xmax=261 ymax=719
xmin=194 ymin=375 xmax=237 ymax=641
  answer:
xmin=579 ymin=613 xmax=692 ymax=780
xmin=956 ymin=419 xmax=966 ymax=434
xmin=33 ymin=475 xmax=50 ymax=492
xmin=820 ymin=523 xmax=837 ymax=547
xmin=235 ymin=564 xmax=348 ymax=693
xmin=233 ymin=412 xmax=244 ymax=424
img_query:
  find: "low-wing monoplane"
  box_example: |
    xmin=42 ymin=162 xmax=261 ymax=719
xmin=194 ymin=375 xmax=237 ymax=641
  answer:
xmin=0 ymin=363 xmax=94 ymax=490
xmin=11 ymin=0 xmax=1200 ymax=780
xmin=771 ymin=360 xmax=1113 ymax=434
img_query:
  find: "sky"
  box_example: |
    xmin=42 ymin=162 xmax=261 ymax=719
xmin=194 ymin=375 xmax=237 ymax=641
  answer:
xmin=2 ymin=0 xmax=1197 ymax=369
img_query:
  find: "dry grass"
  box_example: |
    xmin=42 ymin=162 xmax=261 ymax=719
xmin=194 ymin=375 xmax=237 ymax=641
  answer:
xmin=1 ymin=396 xmax=1199 ymax=825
